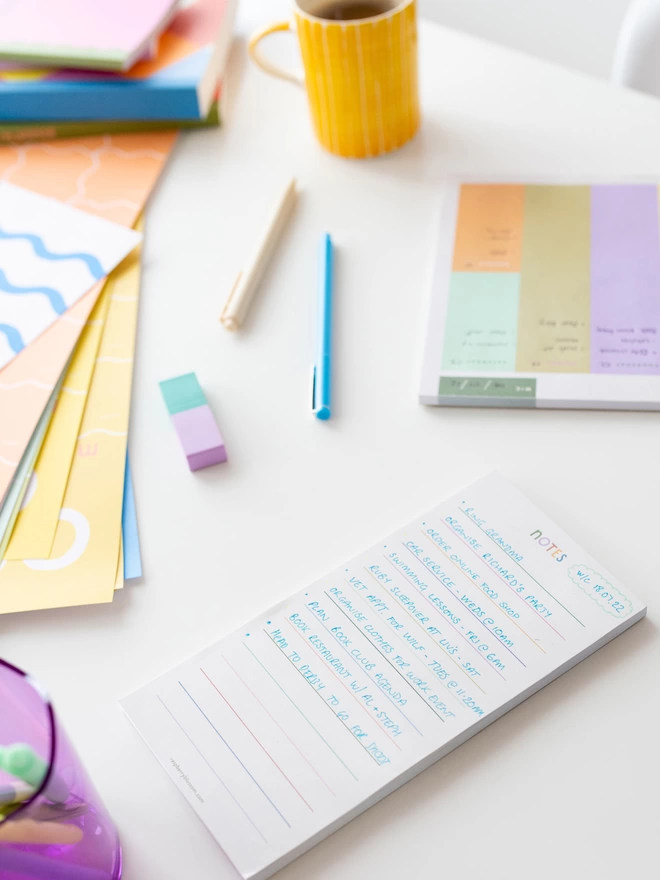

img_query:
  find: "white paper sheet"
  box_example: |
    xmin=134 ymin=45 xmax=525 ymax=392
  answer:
xmin=0 ymin=181 xmax=141 ymax=368
xmin=122 ymin=473 xmax=646 ymax=880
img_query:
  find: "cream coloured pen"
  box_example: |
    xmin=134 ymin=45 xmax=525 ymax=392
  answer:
xmin=220 ymin=177 xmax=298 ymax=331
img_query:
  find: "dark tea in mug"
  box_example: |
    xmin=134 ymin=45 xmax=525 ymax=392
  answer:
xmin=311 ymin=0 xmax=395 ymax=21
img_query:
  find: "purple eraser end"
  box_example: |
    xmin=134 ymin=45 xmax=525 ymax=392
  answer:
xmin=187 ymin=447 xmax=228 ymax=471
xmin=170 ymin=404 xmax=227 ymax=471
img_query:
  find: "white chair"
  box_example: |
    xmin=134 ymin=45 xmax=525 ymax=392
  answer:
xmin=612 ymin=0 xmax=660 ymax=95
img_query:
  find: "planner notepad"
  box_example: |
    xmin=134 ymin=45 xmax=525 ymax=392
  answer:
xmin=419 ymin=180 xmax=660 ymax=410
xmin=122 ymin=473 xmax=646 ymax=880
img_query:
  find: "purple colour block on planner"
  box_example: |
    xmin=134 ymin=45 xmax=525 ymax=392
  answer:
xmin=171 ymin=404 xmax=227 ymax=471
xmin=590 ymin=185 xmax=660 ymax=375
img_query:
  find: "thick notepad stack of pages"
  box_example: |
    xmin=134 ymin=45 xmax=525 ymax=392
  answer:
xmin=122 ymin=473 xmax=645 ymax=880
xmin=419 ymin=180 xmax=660 ymax=410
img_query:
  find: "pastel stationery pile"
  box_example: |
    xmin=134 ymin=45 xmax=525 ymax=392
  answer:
xmin=0 ymin=132 xmax=175 ymax=490
xmin=0 ymin=229 xmax=144 ymax=611
xmin=123 ymin=472 xmax=645 ymax=880
xmin=0 ymin=0 xmax=238 ymax=143
xmin=420 ymin=180 xmax=660 ymax=410
xmin=160 ymin=373 xmax=227 ymax=471
xmin=0 ymin=130 xmax=176 ymax=613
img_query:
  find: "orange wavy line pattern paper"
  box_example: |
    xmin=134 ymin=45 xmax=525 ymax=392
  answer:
xmin=0 ymin=131 xmax=176 ymax=224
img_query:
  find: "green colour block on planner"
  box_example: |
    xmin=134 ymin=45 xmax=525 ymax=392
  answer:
xmin=439 ymin=376 xmax=536 ymax=400
xmin=441 ymin=273 xmax=521 ymax=372
xmin=159 ymin=373 xmax=207 ymax=415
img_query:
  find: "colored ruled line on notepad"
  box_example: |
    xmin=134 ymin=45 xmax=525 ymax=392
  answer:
xmin=200 ymin=668 xmax=315 ymax=813
xmin=303 ymin=600 xmax=424 ymax=736
xmin=415 ymin=533 xmax=546 ymax=654
xmin=262 ymin=630 xmax=385 ymax=767
xmin=223 ymin=655 xmax=336 ymax=797
xmin=243 ymin=642 xmax=359 ymax=783
xmin=377 ymin=552 xmax=505 ymax=679
xmin=375 ymin=554 xmax=502 ymax=685
xmin=282 ymin=616 xmax=403 ymax=752
xmin=361 ymin=564 xmax=488 ymax=695
xmin=326 ymin=587 xmax=450 ymax=722
xmin=400 ymin=542 xmax=527 ymax=668
xmin=339 ymin=576 xmax=471 ymax=707
xmin=178 ymin=681 xmax=291 ymax=828
xmin=455 ymin=505 xmax=586 ymax=627
xmin=430 ymin=526 xmax=565 ymax=642
xmin=156 ymin=695 xmax=268 ymax=844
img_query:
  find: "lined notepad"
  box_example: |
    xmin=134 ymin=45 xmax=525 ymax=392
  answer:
xmin=420 ymin=180 xmax=660 ymax=410
xmin=122 ymin=473 xmax=646 ymax=880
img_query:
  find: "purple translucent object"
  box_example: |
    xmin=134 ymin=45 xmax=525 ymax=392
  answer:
xmin=0 ymin=659 xmax=121 ymax=880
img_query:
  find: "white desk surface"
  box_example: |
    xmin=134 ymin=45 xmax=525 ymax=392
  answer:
xmin=2 ymin=5 xmax=659 ymax=879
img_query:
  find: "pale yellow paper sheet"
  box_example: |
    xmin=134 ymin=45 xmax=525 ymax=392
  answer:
xmin=5 ymin=288 xmax=112 ymax=560
xmin=115 ymin=536 xmax=124 ymax=592
xmin=0 ymin=240 xmax=141 ymax=614
xmin=0 ymin=287 xmax=101 ymax=503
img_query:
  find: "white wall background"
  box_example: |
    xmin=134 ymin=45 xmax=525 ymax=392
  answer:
xmin=418 ymin=0 xmax=633 ymax=79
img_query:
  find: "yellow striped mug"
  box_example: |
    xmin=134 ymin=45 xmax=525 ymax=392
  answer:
xmin=248 ymin=0 xmax=420 ymax=158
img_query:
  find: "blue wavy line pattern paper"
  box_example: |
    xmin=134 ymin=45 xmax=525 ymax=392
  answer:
xmin=0 ymin=268 xmax=66 ymax=313
xmin=0 ymin=181 xmax=141 ymax=369
xmin=0 ymin=322 xmax=24 ymax=353
xmin=0 ymin=228 xmax=106 ymax=280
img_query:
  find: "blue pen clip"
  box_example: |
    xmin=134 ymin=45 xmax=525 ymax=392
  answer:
xmin=312 ymin=233 xmax=333 ymax=420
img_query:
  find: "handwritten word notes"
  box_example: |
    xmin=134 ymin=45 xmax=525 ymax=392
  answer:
xmin=0 ymin=181 xmax=141 ymax=368
xmin=122 ymin=473 xmax=645 ymax=880
xmin=420 ymin=180 xmax=660 ymax=409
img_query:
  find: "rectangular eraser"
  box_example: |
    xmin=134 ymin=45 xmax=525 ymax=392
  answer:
xmin=159 ymin=373 xmax=227 ymax=471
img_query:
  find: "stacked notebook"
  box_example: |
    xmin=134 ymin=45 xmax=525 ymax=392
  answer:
xmin=0 ymin=0 xmax=237 ymax=143
xmin=0 ymin=0 xmax=238 ymax=610
xmin=0 ymin=131 xmax=178 ymax=612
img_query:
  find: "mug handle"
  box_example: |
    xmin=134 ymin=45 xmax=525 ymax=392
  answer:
xmin=248 ymin=21 xmax=305 ymax=86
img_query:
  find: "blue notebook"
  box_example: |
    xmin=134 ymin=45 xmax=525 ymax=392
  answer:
xmin=0 ymin=0 xmax=237 ymax=121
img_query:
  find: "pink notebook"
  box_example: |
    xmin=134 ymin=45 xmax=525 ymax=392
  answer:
xmin=0 ymin=0 xmax=180 ymax=71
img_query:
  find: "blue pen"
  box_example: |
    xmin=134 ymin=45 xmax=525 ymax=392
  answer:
xmin=312 ymin=233 xmax=333 ymax=420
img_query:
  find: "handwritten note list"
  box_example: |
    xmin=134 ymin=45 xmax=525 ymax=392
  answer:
xmin=122 ymin=473 xmax=645 ymax=880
